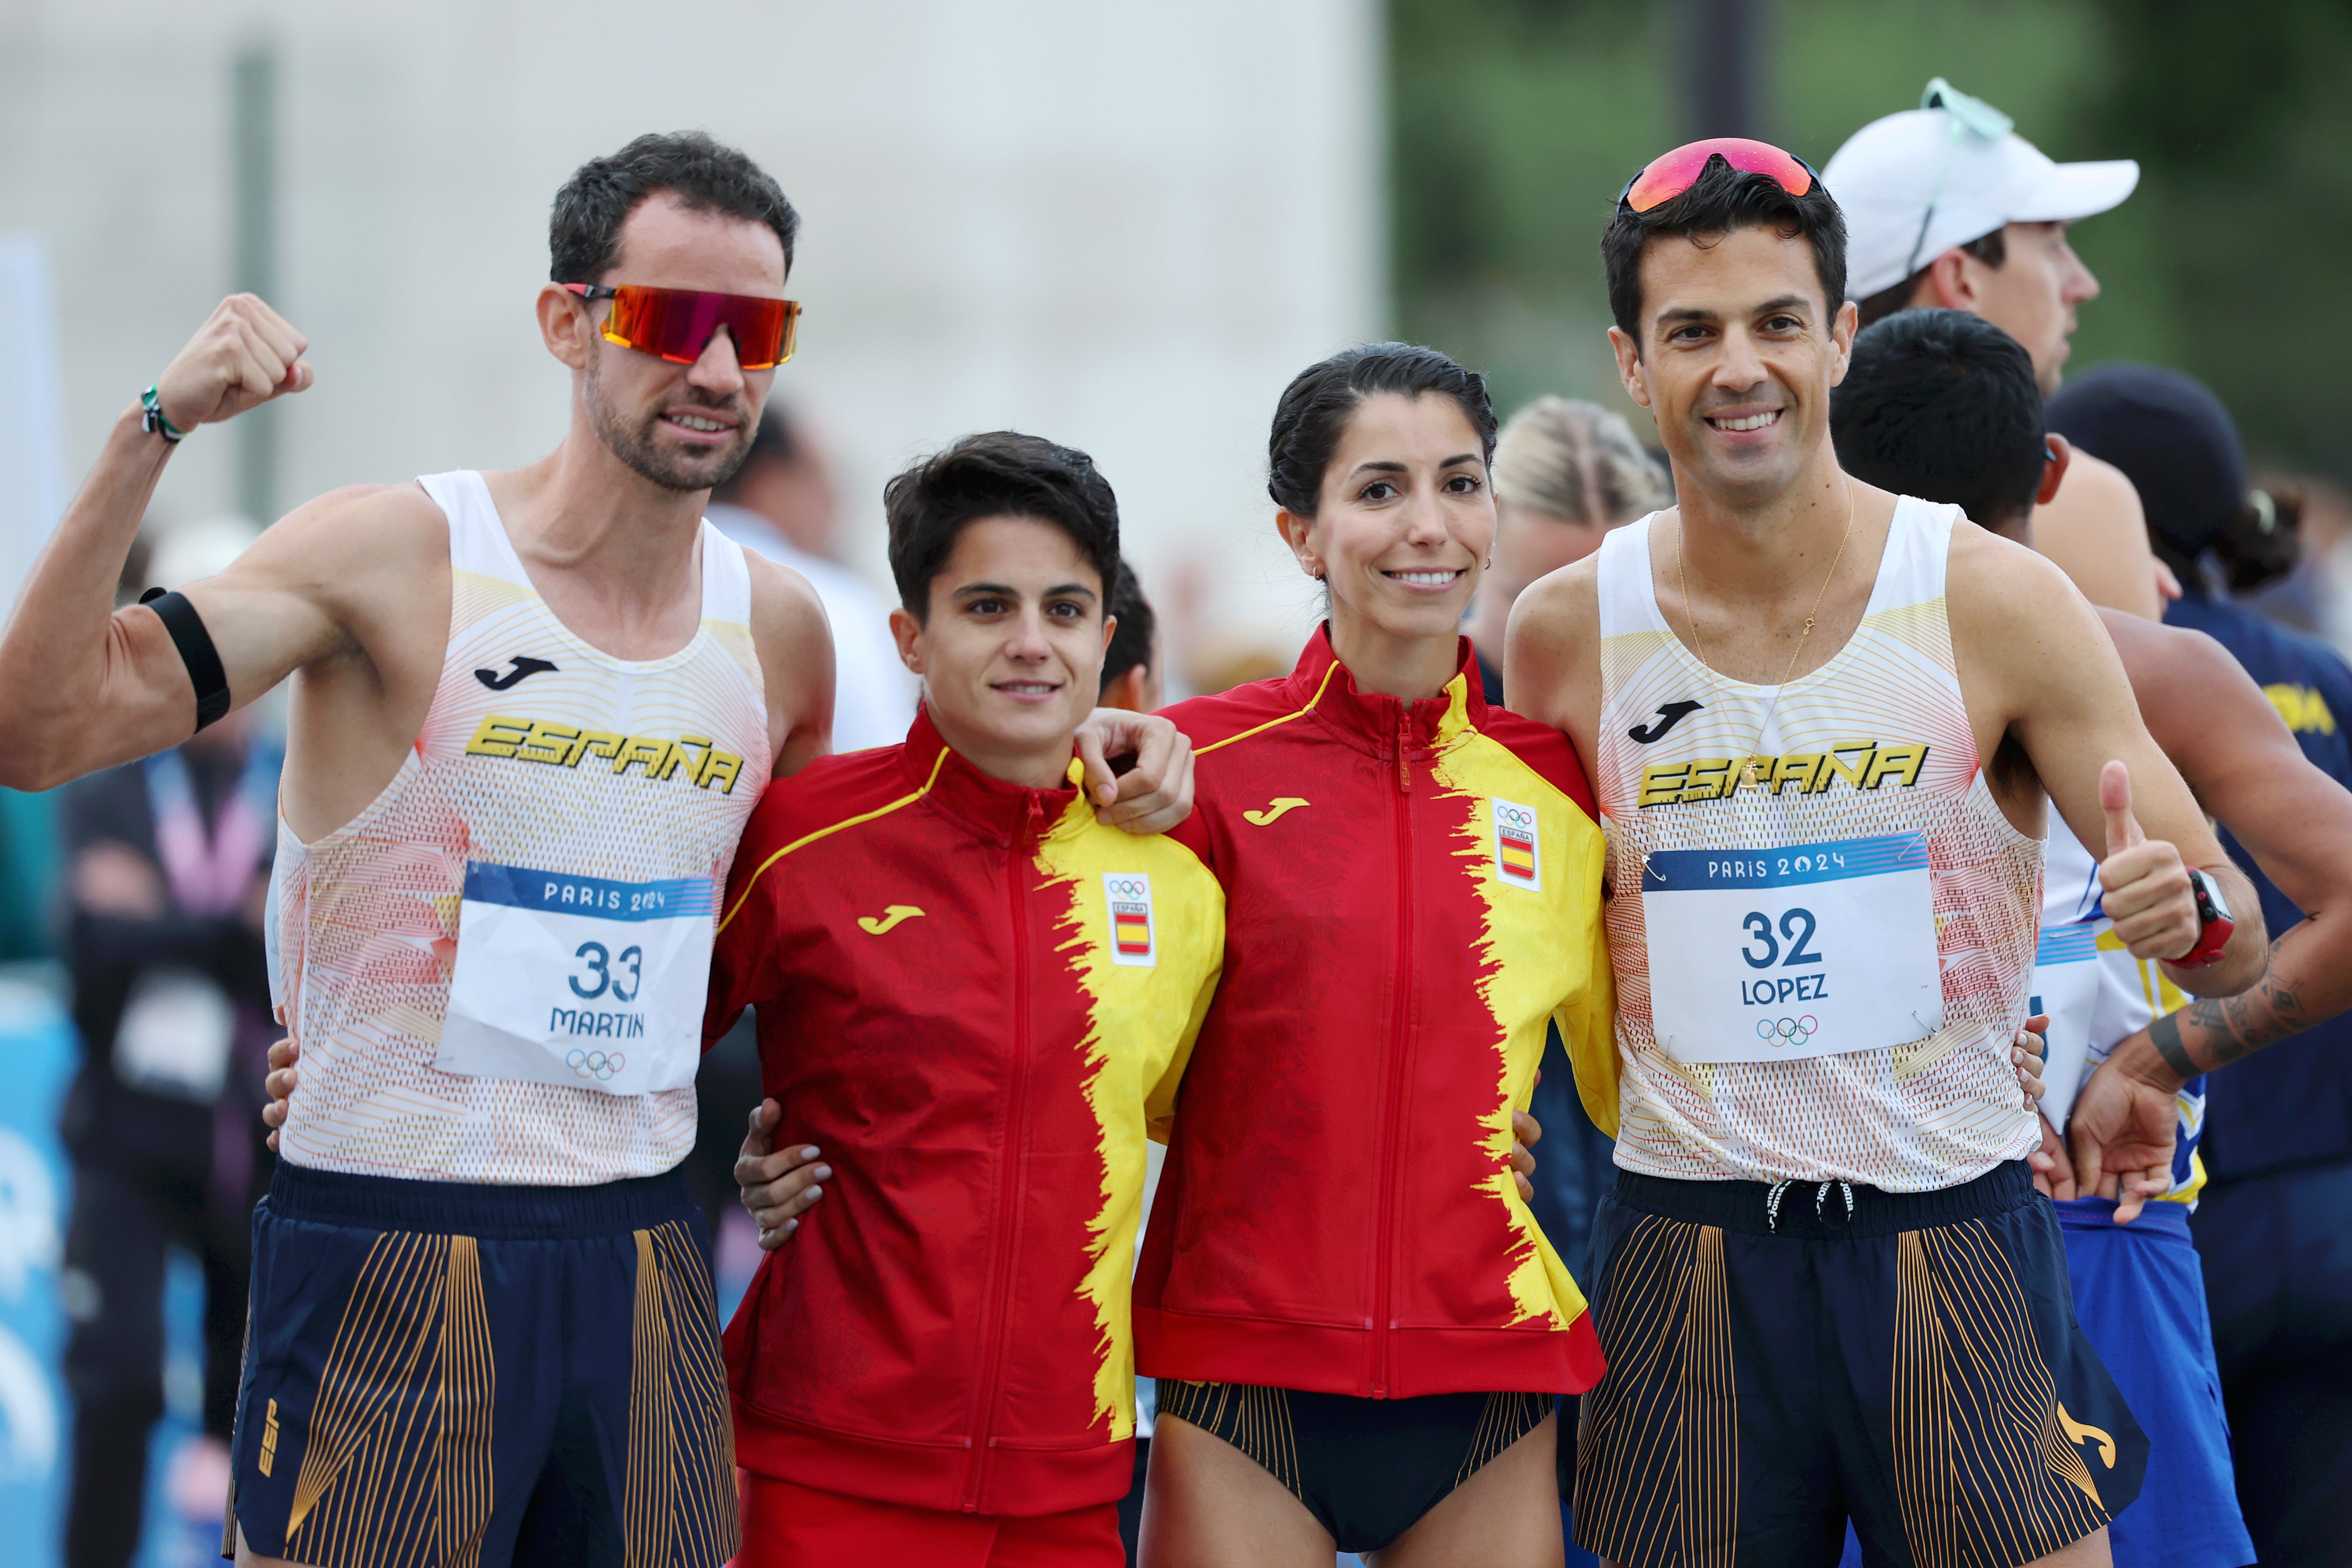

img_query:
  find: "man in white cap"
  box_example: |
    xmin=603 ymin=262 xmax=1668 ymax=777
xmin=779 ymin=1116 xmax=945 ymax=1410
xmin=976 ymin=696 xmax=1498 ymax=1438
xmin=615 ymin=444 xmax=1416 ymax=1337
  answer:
xmin=1825 ymin=79 xmax=2168 ymax=619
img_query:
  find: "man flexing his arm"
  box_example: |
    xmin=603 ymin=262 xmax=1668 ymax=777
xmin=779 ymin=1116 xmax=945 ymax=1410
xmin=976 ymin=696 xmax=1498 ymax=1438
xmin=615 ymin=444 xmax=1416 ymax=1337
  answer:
xmin=5 ymin=132 xmax=1185 ymax=1566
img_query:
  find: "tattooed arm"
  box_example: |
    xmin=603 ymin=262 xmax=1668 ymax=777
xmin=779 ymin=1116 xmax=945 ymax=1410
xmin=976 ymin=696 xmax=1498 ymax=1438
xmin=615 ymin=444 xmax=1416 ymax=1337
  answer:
xmin=2072 ymin=618 xmax=2352 ymax=1202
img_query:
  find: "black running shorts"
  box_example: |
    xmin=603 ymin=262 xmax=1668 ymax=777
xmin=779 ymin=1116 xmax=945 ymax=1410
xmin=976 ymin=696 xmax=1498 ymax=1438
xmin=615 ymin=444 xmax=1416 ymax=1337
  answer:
xmin=1157 ymin=1378 xmax=1551 ymax=1553
xmin=1573 ymin=1161 xmax=2146 ymax=1568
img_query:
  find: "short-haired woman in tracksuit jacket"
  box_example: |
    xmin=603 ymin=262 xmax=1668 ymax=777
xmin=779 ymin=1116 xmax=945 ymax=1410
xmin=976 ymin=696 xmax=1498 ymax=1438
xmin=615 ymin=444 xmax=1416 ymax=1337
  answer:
xmin=1134 ymin=343 xmax=1619 ymax=1565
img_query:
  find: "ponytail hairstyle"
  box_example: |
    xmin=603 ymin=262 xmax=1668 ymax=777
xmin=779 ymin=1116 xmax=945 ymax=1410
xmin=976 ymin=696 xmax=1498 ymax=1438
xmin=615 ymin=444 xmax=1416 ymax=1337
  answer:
xmin=1268 ymin=343 xmax=1498 ymax=518
xmin=2210 ymin=487 xmax=2303 ymax=594
xmin=1491 ymin=396 xmax=1669 ymax=525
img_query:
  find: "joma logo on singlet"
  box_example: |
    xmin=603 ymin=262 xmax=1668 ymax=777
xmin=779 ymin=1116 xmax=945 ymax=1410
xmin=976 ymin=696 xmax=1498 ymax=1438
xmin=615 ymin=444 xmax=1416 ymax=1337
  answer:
xmin=463 ymin=714 xmax=746 ymax=794
xmin=1637 ymin=740 xmax=1929 ymax=808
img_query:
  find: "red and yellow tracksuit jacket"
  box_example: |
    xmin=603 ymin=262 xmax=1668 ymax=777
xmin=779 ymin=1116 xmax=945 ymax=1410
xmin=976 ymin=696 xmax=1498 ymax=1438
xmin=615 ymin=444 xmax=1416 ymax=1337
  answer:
xmin=1133 ymin=628 xmax=1615 ymax=1399
xmin=706 ymin=707 xmax=1223 ymax=1518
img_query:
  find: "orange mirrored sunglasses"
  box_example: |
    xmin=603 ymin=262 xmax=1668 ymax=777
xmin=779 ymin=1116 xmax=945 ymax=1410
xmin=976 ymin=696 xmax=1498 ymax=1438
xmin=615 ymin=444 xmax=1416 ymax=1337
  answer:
xmin=1618 ymin=138 xmax=1817 ymax=215
xmin=562 ymin=283 xmax=801 ymax=370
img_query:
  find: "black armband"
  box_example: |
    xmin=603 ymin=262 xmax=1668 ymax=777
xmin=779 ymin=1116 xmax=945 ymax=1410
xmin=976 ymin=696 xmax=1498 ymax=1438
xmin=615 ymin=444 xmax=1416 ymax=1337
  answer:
xmin=137 ymin=588 xmax=231 ymax=731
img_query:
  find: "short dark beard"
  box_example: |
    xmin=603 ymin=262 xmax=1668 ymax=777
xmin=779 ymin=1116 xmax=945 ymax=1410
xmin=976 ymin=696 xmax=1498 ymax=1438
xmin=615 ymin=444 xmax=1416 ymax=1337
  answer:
xmin=583 ymin=349 xmax=756 ymax=493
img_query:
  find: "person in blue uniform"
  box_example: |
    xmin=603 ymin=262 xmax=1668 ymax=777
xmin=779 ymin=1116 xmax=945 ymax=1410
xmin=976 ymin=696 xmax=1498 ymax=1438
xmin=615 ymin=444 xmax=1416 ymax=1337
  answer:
xmin=2050 ymin=363 xmax=2352 ymax=1568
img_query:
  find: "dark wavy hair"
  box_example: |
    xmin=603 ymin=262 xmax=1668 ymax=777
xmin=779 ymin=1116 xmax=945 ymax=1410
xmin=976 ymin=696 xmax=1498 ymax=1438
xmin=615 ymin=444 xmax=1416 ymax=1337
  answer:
xmin=1267 ymin=343 xmax=1498 ymax=517
xmin=549 ymin=131 xmax=799 ymax=285
xmin=1101 ymin=559 xmax=1157 ymax=695
xmin=885 ymin=432 xmax=1121 ymax=619
xmin=1602 ymin=154 xmax=1847 ymax=348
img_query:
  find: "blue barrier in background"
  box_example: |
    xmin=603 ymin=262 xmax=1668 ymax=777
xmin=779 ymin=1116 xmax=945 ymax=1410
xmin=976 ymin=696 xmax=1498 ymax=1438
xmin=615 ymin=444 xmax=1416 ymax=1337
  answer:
xmin=0 ymin=973 xmax=218 ymax=1568
xmin=0 ymin=974 xmax=76 ymax=1564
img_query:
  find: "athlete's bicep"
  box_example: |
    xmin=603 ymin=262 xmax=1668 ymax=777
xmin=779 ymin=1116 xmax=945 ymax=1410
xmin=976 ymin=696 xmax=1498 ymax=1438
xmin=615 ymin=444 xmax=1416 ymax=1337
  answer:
xmin=2156 ymin=635 xmax=2352 ymax=917
xmin=72 ymin=490 xmax=381 ymax=774
xmin=707 ymin=842 xmax=785 ymax=1042
xmin=1961 ymin=539 xmax=2219 ymax=867
xmin=747 ymin=556 xmax=835 ymax=774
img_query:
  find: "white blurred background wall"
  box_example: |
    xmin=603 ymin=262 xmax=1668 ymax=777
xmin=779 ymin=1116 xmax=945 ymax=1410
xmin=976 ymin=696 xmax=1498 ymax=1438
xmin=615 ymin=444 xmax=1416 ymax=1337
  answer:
xmin=0 ymin=0 xmax=1385 ymax=671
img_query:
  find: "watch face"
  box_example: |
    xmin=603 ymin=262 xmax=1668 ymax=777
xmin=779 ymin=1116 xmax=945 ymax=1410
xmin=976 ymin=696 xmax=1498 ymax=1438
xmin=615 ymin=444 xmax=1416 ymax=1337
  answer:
xmin=2192 ymin=868 xmax=2232 ymax=923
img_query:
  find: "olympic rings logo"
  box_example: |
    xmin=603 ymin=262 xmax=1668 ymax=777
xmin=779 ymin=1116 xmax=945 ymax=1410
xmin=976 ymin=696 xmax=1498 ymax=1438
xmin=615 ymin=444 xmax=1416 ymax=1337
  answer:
xmin=1107 ymin=877 xmax=1149 ymax=900
xmin=1495 ymin=803 xmax=1536 ymax=829
xmin=1756 ymin=1016 xmax=1817 ymax=1048
xmin=566 ymin=1049 xmax=628 ymax=1081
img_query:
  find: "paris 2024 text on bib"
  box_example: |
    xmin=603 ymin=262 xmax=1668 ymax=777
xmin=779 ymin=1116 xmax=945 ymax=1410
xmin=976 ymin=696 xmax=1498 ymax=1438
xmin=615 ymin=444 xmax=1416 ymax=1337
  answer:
xmin=1641 ymin=832 xmax=1943 ymax=1064
xmin=436 ymin=861 xmax=715 ymax=1096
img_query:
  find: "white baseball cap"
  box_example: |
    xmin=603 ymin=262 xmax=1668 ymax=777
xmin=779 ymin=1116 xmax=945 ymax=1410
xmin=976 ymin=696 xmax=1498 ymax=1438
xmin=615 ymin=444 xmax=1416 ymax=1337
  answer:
xmin=1823 ymin=79 xmax=2139 ymax=302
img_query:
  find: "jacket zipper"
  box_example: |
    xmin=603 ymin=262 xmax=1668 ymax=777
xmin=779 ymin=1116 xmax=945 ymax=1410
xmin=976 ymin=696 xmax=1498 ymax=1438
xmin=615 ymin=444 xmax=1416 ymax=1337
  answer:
xmin=1372 ymin=716 xmax=1414 ymax=1396
xmin=963 ymin=794 xmax=1045 ymax=1508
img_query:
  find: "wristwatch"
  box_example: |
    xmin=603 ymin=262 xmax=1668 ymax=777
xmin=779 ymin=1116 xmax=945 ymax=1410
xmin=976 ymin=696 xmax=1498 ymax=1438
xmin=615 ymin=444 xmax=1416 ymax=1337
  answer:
xmin=2170 ymin=868 xmax=2235 ymax=969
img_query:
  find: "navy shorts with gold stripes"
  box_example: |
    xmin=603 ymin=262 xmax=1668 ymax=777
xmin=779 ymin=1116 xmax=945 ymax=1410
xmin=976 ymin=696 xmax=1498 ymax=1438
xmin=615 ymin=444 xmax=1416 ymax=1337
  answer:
xmin=225 ymin=1162 xmax=737 ymax=1568
xmin=1572 ymin=1161 xmax=2146 ymax=1568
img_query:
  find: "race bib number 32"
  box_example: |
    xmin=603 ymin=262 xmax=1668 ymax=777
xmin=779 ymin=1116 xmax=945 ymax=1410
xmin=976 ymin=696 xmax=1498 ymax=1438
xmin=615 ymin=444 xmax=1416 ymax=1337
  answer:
xmin=436 ymin=861 xmax=716 ymax=1096
xmin=1640 ymin=833 xmax=1942 ymax=1064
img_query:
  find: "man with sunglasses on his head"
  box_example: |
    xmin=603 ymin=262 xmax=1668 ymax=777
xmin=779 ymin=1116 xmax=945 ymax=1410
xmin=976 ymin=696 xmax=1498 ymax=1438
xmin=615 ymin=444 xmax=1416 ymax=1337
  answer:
xmin=1507 ymin=138 xmax=2265 ymax=1568
xmin=1823 ymin=79 xmax=2171 ymax=622
xmin=0 ymin=131 xmax=1190 ymax=1567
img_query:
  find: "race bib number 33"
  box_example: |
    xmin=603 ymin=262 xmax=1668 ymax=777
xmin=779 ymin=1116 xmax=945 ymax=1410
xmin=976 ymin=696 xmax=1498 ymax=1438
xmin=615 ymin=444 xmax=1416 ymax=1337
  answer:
xmin=436 ymin=861 xmax=716 ymax=1096
xmin=1640 ymin=833 xmax=1942 ymax=1064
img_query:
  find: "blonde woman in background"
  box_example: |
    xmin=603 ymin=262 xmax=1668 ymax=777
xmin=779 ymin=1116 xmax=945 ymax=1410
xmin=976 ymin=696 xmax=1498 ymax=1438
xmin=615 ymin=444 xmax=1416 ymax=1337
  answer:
xmin=1463 ymin=396 xmax=1671 ymax=700
xmin=1460 ymin=393 xmax=1669 ymax=1566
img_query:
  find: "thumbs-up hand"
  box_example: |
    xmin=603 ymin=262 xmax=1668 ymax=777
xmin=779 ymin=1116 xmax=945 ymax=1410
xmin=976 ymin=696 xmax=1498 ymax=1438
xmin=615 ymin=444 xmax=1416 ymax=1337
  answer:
xmin=2093 ymin=760 xmax=2201 ymax=963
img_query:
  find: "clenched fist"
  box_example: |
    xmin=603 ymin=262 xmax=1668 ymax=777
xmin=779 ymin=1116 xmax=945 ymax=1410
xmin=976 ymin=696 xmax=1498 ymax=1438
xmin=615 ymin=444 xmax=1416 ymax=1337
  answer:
xmin=153 ymin=294 xmax=313 ymax=432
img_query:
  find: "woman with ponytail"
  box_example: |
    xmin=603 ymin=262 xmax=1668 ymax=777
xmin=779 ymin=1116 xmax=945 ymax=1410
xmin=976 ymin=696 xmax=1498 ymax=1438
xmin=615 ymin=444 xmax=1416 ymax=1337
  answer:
xmin=1132 ymin=343 xmax=1616 ymax=1565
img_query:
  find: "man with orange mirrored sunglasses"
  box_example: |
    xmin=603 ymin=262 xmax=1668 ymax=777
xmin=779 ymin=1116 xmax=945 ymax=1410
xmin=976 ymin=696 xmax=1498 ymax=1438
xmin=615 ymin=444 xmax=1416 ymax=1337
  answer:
xmin=0 ymin=125 xmax=1197 ymax=1568
xmin=560 ymin=280 xmax=803 ymax=371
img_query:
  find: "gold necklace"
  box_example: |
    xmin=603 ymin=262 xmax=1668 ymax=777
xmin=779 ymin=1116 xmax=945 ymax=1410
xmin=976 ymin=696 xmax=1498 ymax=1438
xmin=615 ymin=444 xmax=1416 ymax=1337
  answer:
xmin=1673 ymin=481 xmax=1859 ymax=788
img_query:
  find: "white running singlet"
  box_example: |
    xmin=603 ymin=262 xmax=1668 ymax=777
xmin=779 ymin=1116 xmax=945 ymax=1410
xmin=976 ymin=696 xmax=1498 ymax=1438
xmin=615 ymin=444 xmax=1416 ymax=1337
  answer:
xmin=268 ymin=470 xmax=771 ymax=1185
xmin=2032 ymin=815 xmax=2206 ymax=1203
xmin=1594 ymin=498 xmax=2043 ymax=1190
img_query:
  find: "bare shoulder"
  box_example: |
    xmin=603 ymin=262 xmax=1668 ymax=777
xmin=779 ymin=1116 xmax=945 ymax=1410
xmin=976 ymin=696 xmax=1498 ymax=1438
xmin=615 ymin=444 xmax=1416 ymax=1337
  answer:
xmin=743 ymin=549 xmax=832 ymax=650
xmin=2032 ymin=451 xmax=2160 ymax=617
xmin=199 ymin=482 xmax=449 ymax=653
xmin=1504 ymin=551 xmax=1604 ymax=733
xmin=2099 ymin=609 xmax=2270 ymax=716
xmin=239 ymin=482 xmax=446 ymax=576
xmin=1946 ymin=519 xmax=2094 ymax=625
xmin=1507 ymin=552 xmax=1603 ymax=661
xmin=742 ymin=548 xmax=838 ymax=716
xmin=1946 ymin=520 xmax=2127 ymax=728
xmin=2042 ymin=451 xmax=2146 ymax=528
